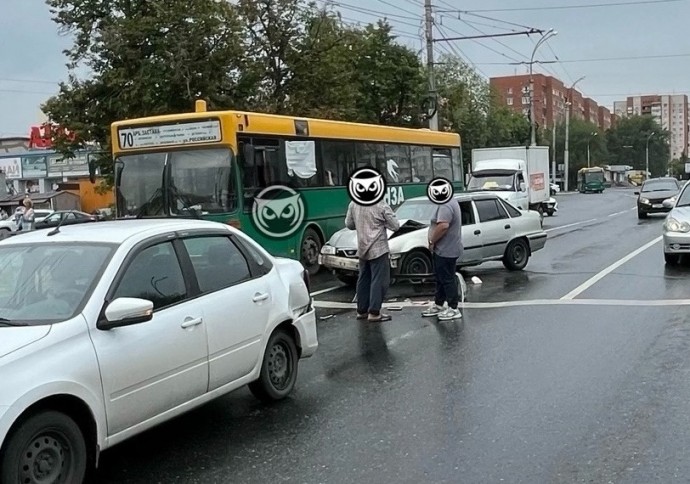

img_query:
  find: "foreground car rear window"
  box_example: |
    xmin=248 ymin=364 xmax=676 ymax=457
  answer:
xmin=0 ymin=243 xmax=115 ymax=325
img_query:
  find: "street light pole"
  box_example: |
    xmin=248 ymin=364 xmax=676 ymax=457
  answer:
xmin=564 ymin=76 xmax=585 ymax=192
xmin=529 ymin=29 xmax=557 ymax=147
xmin=587 ymin=132 xmax=598 ymax=168
xmin=646 ymin=131 xmax=655 ymax=179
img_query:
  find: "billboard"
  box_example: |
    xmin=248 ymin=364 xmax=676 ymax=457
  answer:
xmin=47 ymin=152 xmax=89 ymax=177
xmin=21 ymin=156 xmax=47 ymax=178
xmin=0 ymin=158 xmax=22 ymax=179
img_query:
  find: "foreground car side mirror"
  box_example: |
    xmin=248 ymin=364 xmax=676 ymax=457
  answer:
xmin=98 ymin=297 xmax=154 ymax=330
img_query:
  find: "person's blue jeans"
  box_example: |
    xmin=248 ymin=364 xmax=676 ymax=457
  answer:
xmin=434 ymin=253 xmax=459 ymax=309
xmin=356 ymin=253 xmax=390 ymax=316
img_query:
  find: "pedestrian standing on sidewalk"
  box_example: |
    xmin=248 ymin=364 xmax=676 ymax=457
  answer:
xmin=422 ymin=179 xmax=463 ymax=321
xmin=345 ymin=167 xmax=400 ymax=322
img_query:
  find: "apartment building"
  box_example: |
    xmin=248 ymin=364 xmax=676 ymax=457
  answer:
xmin=490 ymin=74 xmax=609 ymax=130
xmin=615 ymin=95 xmax=689 ymax=159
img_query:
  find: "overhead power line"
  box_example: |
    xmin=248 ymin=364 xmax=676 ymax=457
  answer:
xmin=436 ymin=0 xmax=683 ymax=13
xmin=320 ymin=0 xmax=420 ymax=22
xmin=475 ymin=52 xmax=690 ymax=65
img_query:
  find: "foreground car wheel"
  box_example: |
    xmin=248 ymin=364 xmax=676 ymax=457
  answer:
xmin=300 ymin=228 xmax=322 ymax=276
xmin=0 ymin=411 xmax=88 ymax=484
xmin=503 ymin=238 xmax=530 ymax=271
xmin=249 ymin=329 xmax=299 ymax=402
xmin=401 ymin=250 xmax=432 ymax=278
xmin=665 ymin=253 xmax=680 ymax=265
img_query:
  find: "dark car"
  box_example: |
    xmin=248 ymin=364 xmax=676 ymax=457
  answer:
xmin=636 ymin=177 xmax=681 ymax=219
xmin=34 ymin=210 xmax=98 ymax=229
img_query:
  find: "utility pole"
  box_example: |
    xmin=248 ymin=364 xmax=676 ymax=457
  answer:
xmin=552 ymin=122 xmax=556 ymax=185
xmin=564 ymin=76 xmax=585 ymax=192
xmin=424 ymin=0 xmax=438 ymax=131
xmin=529 ymin=29 xmax=557 ymax=146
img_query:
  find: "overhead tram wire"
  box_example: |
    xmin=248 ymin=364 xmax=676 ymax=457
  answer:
xmin=435 ymin=0 xmax=683 ymax=13
xmin=435 ymin=23 xmax=490 ymax=78
xmin=319 ymin=0 xmax=420 ymax=22
xmin=473 ymin=52 xmax=690 ymax=65
xmin=373 ymin=0 xmax=420 ymax=17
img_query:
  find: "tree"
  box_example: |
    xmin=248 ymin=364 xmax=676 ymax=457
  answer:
xmin=43 ymin=0 xmax=244 ymax=181
xmin=606 ymin=115 xmax=669 ymax=177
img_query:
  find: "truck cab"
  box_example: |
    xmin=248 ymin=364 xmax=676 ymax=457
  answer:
xmin=467 ymin=159 xmax=530 ymax=210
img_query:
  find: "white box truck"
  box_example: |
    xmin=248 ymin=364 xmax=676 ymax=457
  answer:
xmin=468 ymin=146 xmax=557 ymax=220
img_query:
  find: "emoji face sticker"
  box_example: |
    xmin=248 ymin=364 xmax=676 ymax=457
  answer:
xmin=348 ymin=167 xmax=386 ymax=206
xmin=427 ymin=177 xmax=454 ymax=205
xmin=251 ymin=185 xmax=305 ymax=238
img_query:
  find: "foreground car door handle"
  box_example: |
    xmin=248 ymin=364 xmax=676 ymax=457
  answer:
xmin=504 ymin=224 xmax=511 ymax=229
xmin=181 ymin=317 xmax=203 ymax=329
xmin=474 ymin=230 xmax=481 ymax=235
xmin=253 ymin=292 xmax=270 ymax=303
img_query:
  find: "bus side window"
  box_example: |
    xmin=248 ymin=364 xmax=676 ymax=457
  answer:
xmin=384 ymin=144 xmax=412 ymax=183
xmin=321 ymin=140 xmax=355 ymax=186
xmin=356 ymin=143 xmax=380 ymax=169
xmin=432 ymin=148 xmax=453 ymax=180
xmin=410 ymin=146 xmax=433 ymax=182
xmin=451 ymin=147 xmax=463 ymax=182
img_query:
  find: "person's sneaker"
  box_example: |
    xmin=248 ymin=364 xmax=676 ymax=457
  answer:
xmin=421 ymin=304 xmax=444 ymax=317
xmin=437 ymin=308 xmax=462 ymax=321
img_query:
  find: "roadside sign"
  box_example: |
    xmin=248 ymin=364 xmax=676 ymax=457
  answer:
xmin=684 ymin=162 xmax=690 ymax=174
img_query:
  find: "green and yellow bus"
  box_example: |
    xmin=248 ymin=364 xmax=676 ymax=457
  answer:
xmin=577 ymin=166 xmax=606 ymax=193
xmin=109 ymin=101 xmax=463 ymax=273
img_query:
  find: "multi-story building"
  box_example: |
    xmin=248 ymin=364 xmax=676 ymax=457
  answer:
xmin=598 ymin=106 xmax=612 ymax=131
xmin=490 ymin=74 xmax=607 ymax=130
xmin=614 ymin=95 xmax=689 ymax=159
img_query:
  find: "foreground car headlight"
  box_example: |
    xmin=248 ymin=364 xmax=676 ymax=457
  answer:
xmin=664 ymin=217 xmax=690 ymax=233
xmin=640 ymin=198 xmax=651 ymax=205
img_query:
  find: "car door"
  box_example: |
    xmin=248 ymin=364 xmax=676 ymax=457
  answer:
xmin=180 ymin=233 xmax=270 ymax=391
xmin=90 ymin=239 xmax=209 ymax=436
xmin=474 ymin=197 xmax=515 ymax=259
xmin=458 ymin=200 xmax=483 ymax=264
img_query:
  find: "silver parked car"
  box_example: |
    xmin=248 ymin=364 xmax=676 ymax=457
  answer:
xmin=320 ymin=192 xmax=547 ymax=285
xmin=663 ymin=180 xmax=690 ymax=265
xmin=0 ymin=219 xmax=317 ymax=483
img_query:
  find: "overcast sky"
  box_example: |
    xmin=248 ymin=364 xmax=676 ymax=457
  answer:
xmin=1 ymin=0 xmax=689 ymax=137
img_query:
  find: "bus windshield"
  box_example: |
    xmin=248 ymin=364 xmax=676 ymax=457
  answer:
xmin=584 ymin=171 xmax=604 ymax=183
xmin=116 ymin=148 xmax=236 ymax=217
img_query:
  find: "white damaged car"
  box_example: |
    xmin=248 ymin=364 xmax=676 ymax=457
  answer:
xmin=320 ymin=192 xmax=547 ymax=285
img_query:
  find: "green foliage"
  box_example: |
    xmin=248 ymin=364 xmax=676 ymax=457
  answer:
xmin=605 ymin=115 xmax=670 ymax=177
xmin=41 ymin=0 xmax=569 ymax=183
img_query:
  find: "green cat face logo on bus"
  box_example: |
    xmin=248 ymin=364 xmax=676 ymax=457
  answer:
xmin=251 ymin=185 xmax=306 ymax=239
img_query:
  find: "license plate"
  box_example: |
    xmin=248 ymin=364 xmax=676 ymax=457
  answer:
xmin=321 ymin=245 xmax=336 ymax=255
xmin=653 ymin=204 xmax=663 ymax=208
xmin=322 ymin=255 xmax=358 ymax=271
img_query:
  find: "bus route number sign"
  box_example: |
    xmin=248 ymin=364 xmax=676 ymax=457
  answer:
xmin=117 ymin=120 xmax=222 ymax=150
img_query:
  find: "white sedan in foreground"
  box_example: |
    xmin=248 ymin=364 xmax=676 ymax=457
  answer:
xmin=320 ymin=192 xmax=547 ymax=285
xmin=0 ymin=219 xmax=317 ymax=483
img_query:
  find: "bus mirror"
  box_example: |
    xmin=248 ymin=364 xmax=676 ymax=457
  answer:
xmin=242 ymin=143 xmax=255 ymax=166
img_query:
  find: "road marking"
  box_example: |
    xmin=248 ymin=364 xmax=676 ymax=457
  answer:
xmin=313 ymin=297 xmax=690 ymax=310
xmin=545 ymin=219 xmax=597 ymax=233
xmin=560 ymin=236 xmax=663 ymax=300
xmin=608 ymin=209 xmax=629 ymax=217
xmin=310 ymin=285 xmax=344 ymax=297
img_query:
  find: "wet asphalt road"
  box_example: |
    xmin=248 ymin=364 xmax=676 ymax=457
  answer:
xmin=95 ymin=188 xmax=690 ymax=484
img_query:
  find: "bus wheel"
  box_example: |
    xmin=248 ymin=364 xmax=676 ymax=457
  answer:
xmin=300 ymin=228 xmax=322 ymax=276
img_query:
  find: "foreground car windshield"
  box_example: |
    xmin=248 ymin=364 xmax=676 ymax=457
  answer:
xmin=642 ymin=180 xmax=678 ymax=192
xmin=0 ymin=243 xmax=114 ymax=324
xmin=395 ymin=200 xmax=437 ymax=222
